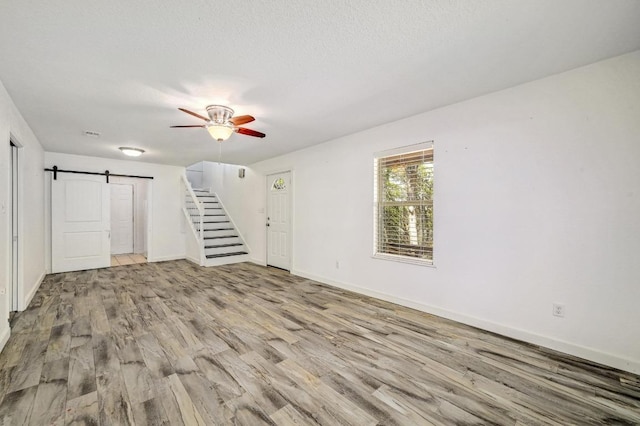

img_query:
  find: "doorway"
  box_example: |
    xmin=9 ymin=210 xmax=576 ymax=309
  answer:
xmin=109 ymin=176 xmax=149 ymax=266
xmin=266 ymin=171 xmax=292 ymax=270
xmin=110 ymin=184 xmax=134 ymax=254
xmin=9 ymin=141 xmax=20 ymax=312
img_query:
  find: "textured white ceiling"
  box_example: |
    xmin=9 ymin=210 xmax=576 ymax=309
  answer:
xmin=1 ymin=0 xmax=639 ymax=166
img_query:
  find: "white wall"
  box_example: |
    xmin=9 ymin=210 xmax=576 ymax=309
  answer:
xmin=186 ymin=161 xmax=204 ymax=189
xmin=227 ymin=51 xmax=640 ymax=374
xmin=0 ymin=80 xmax=46 ymax=348
xmin=44 ymin=152 xmax=186 ymax=265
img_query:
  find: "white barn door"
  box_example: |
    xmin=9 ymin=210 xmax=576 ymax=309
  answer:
xmin=110 ymin=184 xmax=134 ymax=254
xmin=52 ymin=174 xmax=111 ymax=273
xmin=267 ymin=171 xmax=291 ymax=270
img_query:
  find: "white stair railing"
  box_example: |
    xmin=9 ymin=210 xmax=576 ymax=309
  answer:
xmin=181 ymin=175 xmax=204 ymax=260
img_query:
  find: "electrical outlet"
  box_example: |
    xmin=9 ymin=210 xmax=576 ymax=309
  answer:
xmin=552 ymin=303 xmax=565 ymax=317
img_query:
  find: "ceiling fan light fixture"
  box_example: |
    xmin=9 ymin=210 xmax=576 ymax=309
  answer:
xmin=207 ymin=123 xmax=234 ymax=141
xmin=119 ymin=147 xmax=145 ymax=157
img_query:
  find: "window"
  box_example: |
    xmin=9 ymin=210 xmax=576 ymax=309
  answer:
xmin=374 ymin=142 xmax=434 ymax=264
xmin=272 ymin=178 xmax=286 ymax=190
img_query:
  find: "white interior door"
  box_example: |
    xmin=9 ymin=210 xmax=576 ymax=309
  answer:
xmin=110 ymin=184 xmax=134 ymax=254
xmin=52 ymin=174 xmax=111 ymax=273
xmin=267 ymin=171 xmax=291 ymax=270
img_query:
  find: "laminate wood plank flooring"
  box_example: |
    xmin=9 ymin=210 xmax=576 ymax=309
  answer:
xmin=0 ymin=260 xmax=638 ymax=425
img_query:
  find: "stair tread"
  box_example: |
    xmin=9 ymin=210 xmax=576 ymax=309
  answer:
xmin=204 ymin=235 xmax=238 ymax=240
xmin=204 ymin=228 xmax=234 ymax=231
xmin=206 ymin=251 xmax=248 ymax=259
xmin=204 ymin=243 xmax=243 ymax=249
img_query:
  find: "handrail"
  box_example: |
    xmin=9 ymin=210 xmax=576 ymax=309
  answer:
xmin=182 ymin=174 xmax=204 ymax=217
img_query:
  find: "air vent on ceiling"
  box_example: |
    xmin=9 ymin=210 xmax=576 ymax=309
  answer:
xmin=84 ymin=130 xmax=101 ymax=138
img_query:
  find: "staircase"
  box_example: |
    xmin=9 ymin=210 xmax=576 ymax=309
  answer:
xmin=182 ymin=176 xmax=250 ymax=267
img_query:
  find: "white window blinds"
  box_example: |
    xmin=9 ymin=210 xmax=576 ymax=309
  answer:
xmin=374 ymin=145 xmax=433 ymax=263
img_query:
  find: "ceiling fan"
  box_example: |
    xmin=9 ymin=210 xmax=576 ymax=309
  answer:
xmin=171 ymin=105 xmax=266 ymax=141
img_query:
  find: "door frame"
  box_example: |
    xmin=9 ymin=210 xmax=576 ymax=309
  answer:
xmin=8 ymin=138 xmax=22 ymax=312
xmin=265 ymin=169 xmax=294 ymax=271
xmin=110 ymin=183 xmax=135 ymax=255
xmin=108 ymin=176 xmax=151 ymax=258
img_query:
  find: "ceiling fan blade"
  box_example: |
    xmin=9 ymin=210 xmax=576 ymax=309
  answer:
xmin=229 ymin=115 xmax=255 ymax=126
xmin=236 ymin=127 xmax=266 ymax=138
xmin=178 ymin=108 xmax=209 ymax=122
xmin=170 ymin=125 xmax=206 ymax=128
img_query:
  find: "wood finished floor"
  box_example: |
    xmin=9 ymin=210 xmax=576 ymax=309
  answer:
xmin=0 ymin=260 xmax=638 ymax=425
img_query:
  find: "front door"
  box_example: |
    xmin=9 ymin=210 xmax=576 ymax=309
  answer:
xmin=52 ymin=174 xmax=111 ymax=273
xmin=267 ymin=171 xmax=291 ymax=270
xmin=110 ymin=184 xmax=134 ymax=254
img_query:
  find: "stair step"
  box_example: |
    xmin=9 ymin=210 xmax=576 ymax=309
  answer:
xmin=204 ymin=235 xmax=238 ymax=240
xmin=204 ymin=220 xmax=229 ymax=224
xmin=206 ymin=251 xmax=248 ymax=259
xmin=204 ymin=243 xmax=243 ymax=249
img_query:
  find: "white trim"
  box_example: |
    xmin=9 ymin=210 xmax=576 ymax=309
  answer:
xmin=251 ymin=258 xmax=267 ymax=266
xmin=373 ymin=140 xmax=434 ymax=159
xmin=0 ymin=322 xmax=10 ymax=352
xmin=22 ymin=271 xmax=46 ymax=310
xmin=185 ymin=255 xmax=200 ymax=265
xmin=372 ymin=253 xmax=435 ymax=268
xmin=148 ymin=254 xmax=185 ymax=263
xmin=291 ymin=268 xmax=640 ymax=375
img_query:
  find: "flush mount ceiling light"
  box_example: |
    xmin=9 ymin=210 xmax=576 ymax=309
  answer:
xmin=119 ymin=147 xmax=145 ymax=157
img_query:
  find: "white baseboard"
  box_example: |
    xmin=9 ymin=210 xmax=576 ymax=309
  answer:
xmin=23 ymin=271 xmax=46 ymax=311
xmin=148 ymin=254 xmax=186 ymax=263
xmin=0 ymin=322 xmax=10 ymax=352
xmin=291 ymin=268 xmax=640 ymax=375
xmin=250 ymin=257 xmax=267 ymax=266
xmin=185 ymin=255 xmax=201 ymax=266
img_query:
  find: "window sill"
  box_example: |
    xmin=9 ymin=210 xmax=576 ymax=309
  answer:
xmin=372 ymin=253 xmax=435 ymax=268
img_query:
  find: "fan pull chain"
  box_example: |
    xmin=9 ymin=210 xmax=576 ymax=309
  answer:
xmin=218 ymin=141 xmax=222 ymax=164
